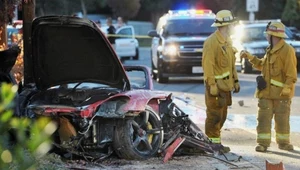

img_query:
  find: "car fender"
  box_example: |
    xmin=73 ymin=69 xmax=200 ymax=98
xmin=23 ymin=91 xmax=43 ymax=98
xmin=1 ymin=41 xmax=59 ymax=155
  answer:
xmin=85 ymin=90 xmax=169 ymax=118
xmin=120 ymin=90 xmax=169 ymax=112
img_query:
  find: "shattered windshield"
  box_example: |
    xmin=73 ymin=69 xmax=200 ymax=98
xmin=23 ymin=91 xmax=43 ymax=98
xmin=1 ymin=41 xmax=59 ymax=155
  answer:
xmin=163 ymin=18 xmax=216 ymax=37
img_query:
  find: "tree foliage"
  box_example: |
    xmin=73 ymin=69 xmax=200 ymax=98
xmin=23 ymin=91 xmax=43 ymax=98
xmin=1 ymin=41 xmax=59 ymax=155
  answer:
xmin=85 ymin=0 xmax=108 ymax=12
xmin=0 ymin=83 xmax=57 ymax=169
xmin=203 ymin=0 xmax=236 ymax=13
xmin=35 ymin=0 xmax=82 ymax=16
xmin=282 ymin=0 xmax=300 ymax=26
xmin=0 ymin=0 xmax=19 ymax=25
xmin=141 ymin=0 xmax=172 ymax=11
xmin=106 ymin=0 xmax=141 ymax=20
xmin=0 ymin=0 xmax=20 ymax=51
xmin=254 ymin=0 xmax=285 ymax=20
xmin=139 ymin=0 xmax=171 ymax=24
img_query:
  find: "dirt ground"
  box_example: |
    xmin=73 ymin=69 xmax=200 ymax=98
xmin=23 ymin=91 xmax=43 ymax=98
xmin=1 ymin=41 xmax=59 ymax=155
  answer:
xmin=58 ymin=127 xmax=300 ymax=170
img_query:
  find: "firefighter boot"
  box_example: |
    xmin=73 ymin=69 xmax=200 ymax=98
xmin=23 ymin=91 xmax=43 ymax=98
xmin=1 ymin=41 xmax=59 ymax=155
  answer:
xmin=278 ymin=144 xmax=294 ymax=151
xmin=255 ymin=144 xmax=268 ymax=152
xmin=211 ymin=143 xmax=230 ymax=153
xmin=221 ymin=145 xmax=230 ymax=153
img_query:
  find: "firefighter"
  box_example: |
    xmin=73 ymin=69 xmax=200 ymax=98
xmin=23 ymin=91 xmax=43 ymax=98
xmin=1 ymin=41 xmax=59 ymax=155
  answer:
xmin=240 ymin=21 xmax=297 ymax=152
xmin=202 ymin=10 xmax=240 ymax=153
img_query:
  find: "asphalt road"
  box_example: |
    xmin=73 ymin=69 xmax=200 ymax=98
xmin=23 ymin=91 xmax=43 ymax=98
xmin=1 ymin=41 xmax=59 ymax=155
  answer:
xmin=120 ymin=47 xmax=300 ymax=170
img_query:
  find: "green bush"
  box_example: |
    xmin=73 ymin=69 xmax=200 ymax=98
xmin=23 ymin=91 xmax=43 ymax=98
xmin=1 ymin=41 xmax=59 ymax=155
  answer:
xmin=0 ymin=83 xmax=57 ymax=169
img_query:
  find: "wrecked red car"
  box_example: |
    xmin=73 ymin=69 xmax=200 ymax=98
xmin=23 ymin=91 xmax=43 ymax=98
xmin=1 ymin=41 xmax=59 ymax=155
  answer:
xmin=17 ymin=16 xmax=221 ymax=161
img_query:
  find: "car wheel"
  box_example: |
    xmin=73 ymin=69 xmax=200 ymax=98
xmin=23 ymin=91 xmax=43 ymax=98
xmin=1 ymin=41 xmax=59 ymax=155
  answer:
xmin=133 ymin=48 xmax=139 ymax=60
xmin=157 ymin=59 xmax=168 ymax=83
xmin=241 ymin=59 xmax=252 ymax=74
xmin=157 ymin=70 xmax=168 ymax=83
xmin=113 ymin=105 xmax=163 ymax=160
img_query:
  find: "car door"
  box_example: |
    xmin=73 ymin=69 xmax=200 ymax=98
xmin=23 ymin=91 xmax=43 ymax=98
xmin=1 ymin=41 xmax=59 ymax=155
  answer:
xmin=151 ymin=35 xmax=160 ymax=68
xmin=115 ymin=26 xmax=136 ymax=58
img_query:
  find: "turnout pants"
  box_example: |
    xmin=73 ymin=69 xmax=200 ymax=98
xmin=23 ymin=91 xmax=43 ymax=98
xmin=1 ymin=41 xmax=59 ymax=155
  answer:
xmin=205 ymin=86 xmax=231 ymax=143
xmin=256 ymin=98 xmax=291 ymax=146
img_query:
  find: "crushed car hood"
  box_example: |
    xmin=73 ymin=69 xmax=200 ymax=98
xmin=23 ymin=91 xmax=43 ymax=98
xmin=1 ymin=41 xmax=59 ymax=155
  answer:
xmin=30 ymin=16 xmax=130 ymax=90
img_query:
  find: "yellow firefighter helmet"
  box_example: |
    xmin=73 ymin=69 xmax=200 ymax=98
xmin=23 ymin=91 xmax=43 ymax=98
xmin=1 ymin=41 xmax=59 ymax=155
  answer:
xmin=264 ymin=21 xmax=288 ymax=38
xmin=211 ymin=10 xmax=237 ymax=27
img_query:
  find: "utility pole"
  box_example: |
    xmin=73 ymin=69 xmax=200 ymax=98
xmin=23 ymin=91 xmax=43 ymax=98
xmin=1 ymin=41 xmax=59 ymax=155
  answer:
xmin=22 ymin=0 xmax=35 ymax=84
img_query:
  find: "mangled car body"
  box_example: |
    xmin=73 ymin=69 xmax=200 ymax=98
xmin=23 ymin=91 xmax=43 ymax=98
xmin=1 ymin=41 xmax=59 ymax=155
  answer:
xmin=17 ymin=16 xmax=219 ymax=161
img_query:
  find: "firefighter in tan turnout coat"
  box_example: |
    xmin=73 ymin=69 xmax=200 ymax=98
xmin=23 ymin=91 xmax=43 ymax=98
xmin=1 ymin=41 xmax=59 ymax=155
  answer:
xmin=241 ymin=21 xmax=297 ymax=152
xmin=202 ymin=10 xmax=240 ymax=153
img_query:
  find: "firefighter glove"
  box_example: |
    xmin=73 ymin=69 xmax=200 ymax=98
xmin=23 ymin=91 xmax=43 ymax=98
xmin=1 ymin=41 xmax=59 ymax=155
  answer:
xmin=280 ymin=85 xmax=291 ymax=96
xmin=240 ymin=50 xmax=254 ymax=60
xmin=210 ymin=84 xmax=219 ymax=96
xmin=233 ymin=82 xmax=240 ymax=93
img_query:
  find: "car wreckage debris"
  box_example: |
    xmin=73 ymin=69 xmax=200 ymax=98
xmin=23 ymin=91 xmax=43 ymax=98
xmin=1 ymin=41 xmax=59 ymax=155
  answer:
xmin=24 ymin=93 xmax=240 ymax=166
xmin=159 ymin=98 xmax=225 ymax=163
xmin=38 ymin=96 xmax=238 ymax=165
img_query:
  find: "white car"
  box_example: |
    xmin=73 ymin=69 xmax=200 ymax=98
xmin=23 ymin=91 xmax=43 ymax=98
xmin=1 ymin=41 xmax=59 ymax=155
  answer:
xmin=101 ymin=25 xmax=139 ymax=61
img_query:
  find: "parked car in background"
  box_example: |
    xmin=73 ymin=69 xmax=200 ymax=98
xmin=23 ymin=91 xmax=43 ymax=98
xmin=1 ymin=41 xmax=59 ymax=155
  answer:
xmin=288 ymin=26 xmax=300 ymax=38
xmin=232 ymin=21 xmax=300 ymax=73
xmin=101 ymin=25 xmax=139 ymax=61
xmin=148 ymin=9 xmax=216 ymax=83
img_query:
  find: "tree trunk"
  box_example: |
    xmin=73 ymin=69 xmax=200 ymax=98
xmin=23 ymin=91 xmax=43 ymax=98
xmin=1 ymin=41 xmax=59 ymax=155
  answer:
xmin=23 ymin=0 xmax=35 ymax=84
xmin=150 ymin=10 xmax=167 ymax=29
xmin=0 ymin=0 xmax=8 ymax=50
xmin=0 ymin=24 xmax=7 ymax=50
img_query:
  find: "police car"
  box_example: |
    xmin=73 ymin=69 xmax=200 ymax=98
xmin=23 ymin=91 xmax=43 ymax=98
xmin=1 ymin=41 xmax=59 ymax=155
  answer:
xmin=148 ymin=9 xmax=216 ymax=83
xmin=232 ymin=20 xmax=300 ymax=73
xmin=101 ymin=25 xmax=139 ymax=61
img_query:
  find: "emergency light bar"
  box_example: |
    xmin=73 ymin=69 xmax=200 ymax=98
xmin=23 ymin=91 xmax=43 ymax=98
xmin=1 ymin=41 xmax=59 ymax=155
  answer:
xmin=168 ymin=9 xmax=213 ymax=16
